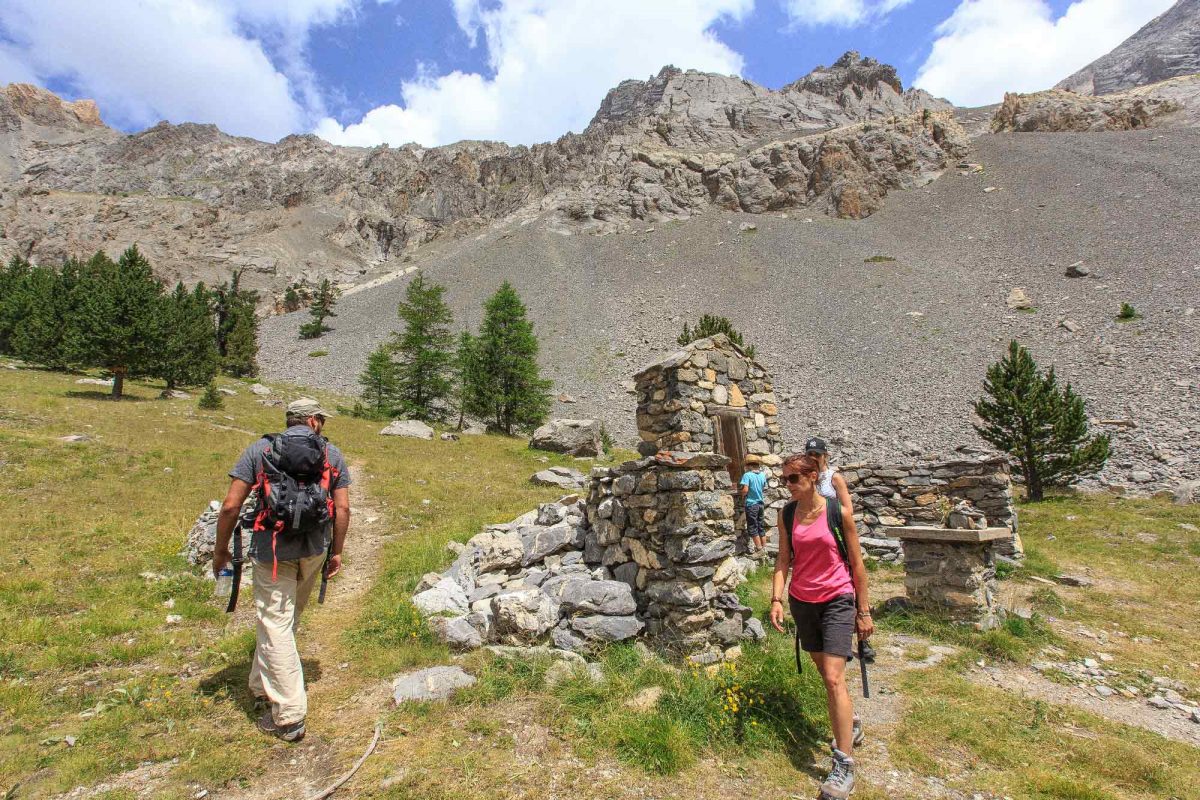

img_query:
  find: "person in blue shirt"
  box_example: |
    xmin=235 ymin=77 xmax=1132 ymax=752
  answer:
xmin=739 ymin=454 xmax=769 ymax=553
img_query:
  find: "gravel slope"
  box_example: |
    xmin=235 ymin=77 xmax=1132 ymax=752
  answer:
xmin=261 ymin=129 xmax=1200 ymax=493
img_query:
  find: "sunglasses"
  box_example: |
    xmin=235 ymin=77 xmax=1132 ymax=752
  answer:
xmin=782 ymin=473 xmax=808 ymax=484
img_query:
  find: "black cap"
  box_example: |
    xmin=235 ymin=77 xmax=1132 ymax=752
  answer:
xmin=804 ymin=437 xmax=827 ymax=455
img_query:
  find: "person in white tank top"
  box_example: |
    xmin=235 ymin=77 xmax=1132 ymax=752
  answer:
xmin=805 ymin=436 xmax=846 ymax=502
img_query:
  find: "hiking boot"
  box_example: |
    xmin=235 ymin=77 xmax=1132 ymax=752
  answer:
xmin=818 ymin=746 xmax=855 ymax=800
xmin=257 ymin=710 xmax=306 ymax=743
xmin=829 ymin=714 xmax=865 ymax=750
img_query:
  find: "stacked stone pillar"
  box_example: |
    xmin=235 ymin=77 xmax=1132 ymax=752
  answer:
xmin=889 ymin=526 xmax=1010 ymax=630
xmin=587 ymin=451 xmax=760 ymax=661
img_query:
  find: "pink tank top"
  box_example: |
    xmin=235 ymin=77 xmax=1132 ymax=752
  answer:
xmin=789 ymin=502 xmax=854 ymax=603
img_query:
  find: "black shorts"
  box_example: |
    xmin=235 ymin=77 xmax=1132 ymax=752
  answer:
xmin=789 ymin=593 xmax=856 ymax=659
xmin=745 ymin=502 xmax=764 ymax=538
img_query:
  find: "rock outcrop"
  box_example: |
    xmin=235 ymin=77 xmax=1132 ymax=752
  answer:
xmin=0 ymin=52 xmax=962 ymax=296
xmin=530 ymin=419 xmax=602 ymax=456
xmin=991 ymin=83 xmax=1186 ymax=132
xmin=1055 ymin=0 xmax=1200 ymax=96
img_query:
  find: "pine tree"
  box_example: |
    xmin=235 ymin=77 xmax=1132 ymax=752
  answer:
xmin=11 ymin=261 xmax=73 ymax=368
xmin=64 ymin=247 xmax=164 ymax=399
xmin=282 ymin=285 xmax=302 ymax=312
xmin=392 ymin=272 xmax=454 ymax=420
xmin=155 ymin=282 xmax=220 ymax=389
xmin=300 ymin=278 xmax=338 ymax=339
xmin=471 ymin=282 xmax=552 ymax=435
xmin=198 ymin=381 xmax=224 ymax=410
xmin=677 ymin=314 xmax=756 ymax=358
xmin=454 ymin=331 xmax=480 ymax=431
xmin=223 ymin=305 xmax=259 ymax=378
xmin=974 ymin=340 xmax=1110 ymax=501
xmin=213 ymin=270 xmax=259 ymax=375
xmin=359 ymin=343 xmax=400 ymax=417
xmin=0 ymin=255 xmax=32 ymax=355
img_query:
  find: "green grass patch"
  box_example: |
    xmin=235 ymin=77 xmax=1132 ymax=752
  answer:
xmin=864 ymin=255 xmax=896 ymax=263
xmin=1016 ymin=492 xmax=1200 ymax=685
xmin=0 ymin=366 xmax=595 ymax=796
xmin=876 ymin=605 xmax=1058 ymax=664
xmin=307 ymin=350 xmax=329 ymax=357
xmin=892 ymin=666 xmax=1199 ymax=799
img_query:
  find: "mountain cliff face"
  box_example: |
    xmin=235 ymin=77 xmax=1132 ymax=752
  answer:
xmin=1056 ymin=0 xmax=1200 ymax=95
xmin=0 ymin=52 xmax=962 ymax=296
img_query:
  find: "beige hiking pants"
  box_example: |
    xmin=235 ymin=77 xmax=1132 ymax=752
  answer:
xmin=248 ymin=554 xmax=325 ymax=725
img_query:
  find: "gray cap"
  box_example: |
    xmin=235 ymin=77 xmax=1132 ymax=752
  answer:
xmin=286 ymin=397 xmax=334 ymax=418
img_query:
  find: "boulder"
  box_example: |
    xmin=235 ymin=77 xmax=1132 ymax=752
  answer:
xmin=477 ymin=532 xmax=524 ymax=572
xmin=392 ymin=666 xmax=476 ymax=704
xmin=380 ymin=419 xmax=435 ymax=439
xmin=427 ymin=616 xmax=483 ymax=650
xmin=570 ymin=614 xmax=644 ymax=642
xmin=1173 ymin=480 xmax=1200 ymax=505
xmin=557 ymin=578 xmax=637 ymax=615
xmin=742 ymin=618 xmax=766 ymax=641
xmin=520 ymin=522 xmax=585 ymax=565
xmin=249 ymin=383 xmax=271 ymax=396
xmin=491 ymin=589 xmax=559 ymax=643
xmin=531 ymin=466 xmax=588 ymax=490
xmin=412 ymin=577 xmax=469 ymax=616
xmin=530 ymin=419 xmax=602 ymax=456
xmin=160 ymin=389 xmax=190 ymax=400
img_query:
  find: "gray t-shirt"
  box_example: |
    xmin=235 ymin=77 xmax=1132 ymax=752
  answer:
xmin=229 ymin=426 xmax=352 ymax=563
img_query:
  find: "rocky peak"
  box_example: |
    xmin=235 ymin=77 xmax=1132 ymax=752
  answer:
xmin=1056 ymin=0 xmax=1200 ymax=95
xmin=0 ymin=83 xmax=106 ymax=131
xmin=783 ymin=51 xmax=903 ymax=97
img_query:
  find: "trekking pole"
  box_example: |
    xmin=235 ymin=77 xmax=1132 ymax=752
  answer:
xmin=225 ymin=523 xmax=244 ymax=614
xmin=857 ymin=638 xmax=870 ymax=699
xmin=318 ymin=538 xmax=333 ymax=604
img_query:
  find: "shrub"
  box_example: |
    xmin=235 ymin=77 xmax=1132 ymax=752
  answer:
xmin=1116 ymin=303 xmax=1140 ymax=321
xmin=677 ymin=314 xmax=756 ymax=358
xmin=197 ymin=382 xmax=224 ymax=410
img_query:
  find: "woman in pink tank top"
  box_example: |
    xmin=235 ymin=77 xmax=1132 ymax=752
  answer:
xmin=768 ymin=453 xmax=873 ymax=800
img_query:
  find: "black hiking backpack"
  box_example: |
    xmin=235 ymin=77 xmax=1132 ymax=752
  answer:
xmin=251 ymin=428 xmax=339 ymax=577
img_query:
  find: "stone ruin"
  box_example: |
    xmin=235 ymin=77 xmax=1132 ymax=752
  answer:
xmin=411 ymin=334 xmax=779 ymax=661
xmin=408 ymin=332 xmax=1024 ymax=658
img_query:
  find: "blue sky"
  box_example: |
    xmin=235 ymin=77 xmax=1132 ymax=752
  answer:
xmin=0 ymin=0 xmax=1176 ymax=147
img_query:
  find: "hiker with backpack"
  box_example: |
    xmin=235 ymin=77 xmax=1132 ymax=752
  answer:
xmin=768 ymin=452 xmax=872 ymax=800
xmin=212 ymin=398 xmax=352 ymax=743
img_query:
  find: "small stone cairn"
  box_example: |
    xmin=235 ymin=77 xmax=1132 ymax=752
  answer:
xmin=183 ymin=497 xmax=254 ymax=571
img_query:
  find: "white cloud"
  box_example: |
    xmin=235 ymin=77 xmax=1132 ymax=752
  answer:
xmin=315 ymin=0 xmax=753 ymax=148
xmin=914 ymin=0 xmax=1176 ymax=106
xmin=0 ymin=0 xmax=357 ymax=141
xmin=781 ymin=0 xmax=912 ymax=28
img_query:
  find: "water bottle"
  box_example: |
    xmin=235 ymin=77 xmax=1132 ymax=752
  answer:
xmin=215 ymin=566 xmax=234 ymax=598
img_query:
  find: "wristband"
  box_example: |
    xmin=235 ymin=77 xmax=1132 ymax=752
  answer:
xmin=770 ymin=597 xmax=783 ymax=605
xmin=856 ymin=611 xmax=872 ymax=618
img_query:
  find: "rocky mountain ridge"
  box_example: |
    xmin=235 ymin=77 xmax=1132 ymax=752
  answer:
xmin=0 ymin=52 xmax=959 ymax=295
xmin=1056 ymin=0 xmax=1200 ymax=95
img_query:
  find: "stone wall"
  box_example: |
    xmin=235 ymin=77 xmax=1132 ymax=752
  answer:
xmin=759 ymin=455 xmax=1020 ymax=558
xmin=406 ymin=451 xmax=766 ymax=661
xmin=586 ymin=451 xmax=764 ymax=662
